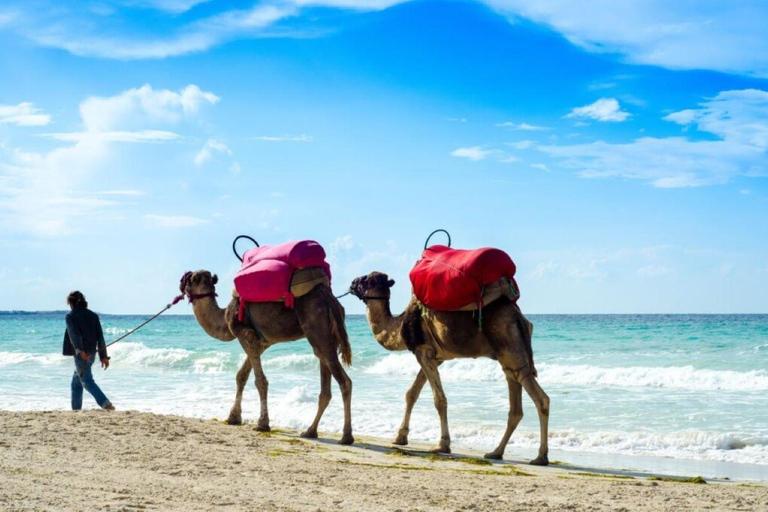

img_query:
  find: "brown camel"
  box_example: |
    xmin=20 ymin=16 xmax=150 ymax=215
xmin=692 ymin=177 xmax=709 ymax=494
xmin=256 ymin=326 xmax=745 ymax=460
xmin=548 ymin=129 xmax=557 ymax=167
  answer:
xmin=350 ymin=271 xmax=549 ymax=465
xmin=184 ymin=270 xmax=354 ymax=444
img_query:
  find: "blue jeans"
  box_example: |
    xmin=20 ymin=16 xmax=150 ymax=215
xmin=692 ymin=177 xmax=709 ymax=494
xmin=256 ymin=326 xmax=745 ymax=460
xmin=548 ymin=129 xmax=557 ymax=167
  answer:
xmin=71 ymin=352 xmax=111 ymax=410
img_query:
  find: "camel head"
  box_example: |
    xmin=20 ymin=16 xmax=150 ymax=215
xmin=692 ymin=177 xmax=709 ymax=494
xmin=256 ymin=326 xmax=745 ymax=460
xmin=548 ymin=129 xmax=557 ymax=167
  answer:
xmin=349 ymin=271 xmax=395 ymax=303
xmin=181 ymin=269 xmax=219 ymax=299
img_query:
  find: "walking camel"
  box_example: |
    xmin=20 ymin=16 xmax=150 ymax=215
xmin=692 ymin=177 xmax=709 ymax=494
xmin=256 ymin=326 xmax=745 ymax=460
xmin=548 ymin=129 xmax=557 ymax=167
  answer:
xmin=349 ymin=271 xmax=549 ymax=465
xmin=183 ymin=269 xmax=354 ymax=444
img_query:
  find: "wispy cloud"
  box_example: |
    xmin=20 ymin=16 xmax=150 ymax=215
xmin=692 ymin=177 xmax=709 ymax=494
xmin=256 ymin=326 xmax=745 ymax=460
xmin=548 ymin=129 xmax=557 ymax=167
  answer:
xmin=0 ymin=102 xmax=50 ymax=126
xmin=144 ymin=214 xmax=210 ymax=227
xmin=496 ymin=121 xmax=549 ymax=131
xmin=540 ymin=89 xmax=768 ymax=188
xmin=451 ymin=146 xmax=518 ymax=163
xmin=483 ymin=0 xmax=768 ymax=76
xmin=96 ymin=190 xmax=146 ymax=197
xmin=0 ymin=84 xmax=219 ymax=236
xmin=254 ymin=134 xmax=313 ymax=142
xmin=195 ymin=139 xmax=231 ymax=166
xmin=566 ymin=98 xmax=630 ymax=122
xmin=42 ymin=130 xmax=181 ymax=143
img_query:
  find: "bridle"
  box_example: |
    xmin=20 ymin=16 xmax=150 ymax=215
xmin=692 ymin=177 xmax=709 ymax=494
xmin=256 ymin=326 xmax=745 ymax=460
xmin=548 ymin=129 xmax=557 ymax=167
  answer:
xmin=179 ymin=271 xmax=218 ymax=304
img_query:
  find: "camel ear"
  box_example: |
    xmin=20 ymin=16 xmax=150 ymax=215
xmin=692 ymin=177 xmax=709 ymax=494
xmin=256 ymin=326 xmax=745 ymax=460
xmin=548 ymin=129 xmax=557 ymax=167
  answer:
xmin=387 ymin=279 xmax=395 ymax=287
xmin=212 ymin=274 xmax=218 ymax=285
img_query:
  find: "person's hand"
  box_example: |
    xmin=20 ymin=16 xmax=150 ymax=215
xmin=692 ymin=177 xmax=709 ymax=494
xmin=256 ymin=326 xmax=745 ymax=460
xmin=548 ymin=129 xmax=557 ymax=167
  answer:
xmin=101 ymin=358 xmax=110 ymax=370
xmin=79 ymin=352 xmax=91 ymax=362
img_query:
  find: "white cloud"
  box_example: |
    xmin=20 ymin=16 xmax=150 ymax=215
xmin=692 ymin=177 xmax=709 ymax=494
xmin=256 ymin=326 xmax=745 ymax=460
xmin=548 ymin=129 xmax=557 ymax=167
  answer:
xmin=0 ymin=103 xmax=50 ymax=126
xmin=482 ymin=0 xmax=768 ymax=76
xmin=530 ymin=163 xmax=550 ymax=172
xmin=663 ymin=89 xmax=768 ymax=149
xmin=541 ymin=89 xmax=768 ymax=187
xmin=96 ymin=190 xmax=146 ymax=196
xmin=79 ymin=84 xmax=219 ymax=132
xmin=254 ymin=134 xmax=313 ymax=142
xmin=144 ymin=214 xmax=210 ymax=227
xmin=9 ymin=1 xmax=768 ymax=76
xmin=131 ymin=0 xmax=212 ymax=13
xmin=195 ymin=139 xmax=232 ymax=166
xmin=451 ymin=146 xmax=496 ymax=161
xmin=506 ymin=140 xmax=535 ymax=149
xmin=496 ymin=121 xmax=549 ymax=131
xmin=42 ymin=130 xmax=181 ymax=143
xmin=0 ymin=84 xmax=218 ymax=236
xmin=567 ymin=98 xmax=630 ymax=122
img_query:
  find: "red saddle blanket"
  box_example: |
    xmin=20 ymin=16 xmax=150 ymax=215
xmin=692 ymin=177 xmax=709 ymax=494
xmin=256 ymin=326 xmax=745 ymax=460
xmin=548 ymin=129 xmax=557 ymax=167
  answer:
xmin=234 ymin=240 xmax=331 ymax=312
xmin=409 ymin=245 xmax=518 ymax=311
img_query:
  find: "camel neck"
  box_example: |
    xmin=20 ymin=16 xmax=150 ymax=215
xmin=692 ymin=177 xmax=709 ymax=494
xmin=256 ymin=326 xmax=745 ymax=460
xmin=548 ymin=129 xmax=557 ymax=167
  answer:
xmin=191 ymin=295 xmax=235 ymax=342
xmin=365 ymin=299 xmax=407 ymax=351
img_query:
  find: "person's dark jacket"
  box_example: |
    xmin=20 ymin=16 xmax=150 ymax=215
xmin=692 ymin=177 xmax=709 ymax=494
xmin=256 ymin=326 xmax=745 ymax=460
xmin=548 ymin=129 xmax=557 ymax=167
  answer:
xmin=62 ymin=307 xmax=108 ymax=360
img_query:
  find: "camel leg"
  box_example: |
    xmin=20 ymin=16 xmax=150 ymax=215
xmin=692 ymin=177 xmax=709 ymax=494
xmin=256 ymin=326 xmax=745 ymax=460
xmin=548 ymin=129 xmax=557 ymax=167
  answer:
xmin=392 ymin=369 xmax=428 ymax=446
xmin=520 ymin=374 xmax=550 ymax=466
xmin=249 ymin=355 xmax=271 ymax=432
xmin=484 ymin=372 xmax=523 ymax=459
xmin=226 ymin=357 xmax=252 ymax=425
xmin=326 ymin=357 xmax=354 ymax=445
xmin=415 ymin=350 xmax=450 ymax=454
xmin=300 ymin=363 xmax=332 ymax=439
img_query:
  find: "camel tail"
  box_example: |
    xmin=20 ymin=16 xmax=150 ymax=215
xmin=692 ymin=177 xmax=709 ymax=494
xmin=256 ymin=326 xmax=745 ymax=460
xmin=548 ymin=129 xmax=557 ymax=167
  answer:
xmin=323 ymin=286 xmax=352 ymax=366
xmin=513 ymin=305 xmax=537 ymax=378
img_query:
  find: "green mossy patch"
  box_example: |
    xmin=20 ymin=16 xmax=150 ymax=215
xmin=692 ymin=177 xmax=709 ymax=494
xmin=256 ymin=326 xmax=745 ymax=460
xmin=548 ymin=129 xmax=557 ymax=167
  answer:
xmin=647 ymin=475 xmax=707 ymax=484
xmin=573 ymin=472 xmax=635 ymax=480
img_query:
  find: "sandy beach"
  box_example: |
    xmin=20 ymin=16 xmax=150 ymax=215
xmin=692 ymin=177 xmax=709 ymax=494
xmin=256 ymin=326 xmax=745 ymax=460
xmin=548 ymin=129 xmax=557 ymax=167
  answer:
xmin=1 ymin=411 xmax=766 ymax=511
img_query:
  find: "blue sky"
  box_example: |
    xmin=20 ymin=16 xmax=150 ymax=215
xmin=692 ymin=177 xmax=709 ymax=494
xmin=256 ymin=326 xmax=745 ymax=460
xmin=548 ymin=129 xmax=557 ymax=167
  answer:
xmin=1 ymin=0 xmax=767 ymax=314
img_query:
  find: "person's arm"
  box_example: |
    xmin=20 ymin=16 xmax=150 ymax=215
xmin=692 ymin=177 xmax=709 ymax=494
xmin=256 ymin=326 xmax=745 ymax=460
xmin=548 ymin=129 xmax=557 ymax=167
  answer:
xmin=96 ymin=315 xmax=109 ymax=362
xmin=65 ymin=313 xmax=86 ymax=356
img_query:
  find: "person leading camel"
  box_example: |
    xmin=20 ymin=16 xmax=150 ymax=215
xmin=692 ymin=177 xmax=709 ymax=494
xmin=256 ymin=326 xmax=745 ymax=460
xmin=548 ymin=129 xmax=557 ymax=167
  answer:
xmin=62 ymin=291 xmax=115 ymax=411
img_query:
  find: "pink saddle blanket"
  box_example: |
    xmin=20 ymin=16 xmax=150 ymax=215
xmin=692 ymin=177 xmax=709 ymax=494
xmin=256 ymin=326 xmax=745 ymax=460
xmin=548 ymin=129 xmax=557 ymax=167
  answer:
xmin=234 ymin=240 xmax=331 ymax=316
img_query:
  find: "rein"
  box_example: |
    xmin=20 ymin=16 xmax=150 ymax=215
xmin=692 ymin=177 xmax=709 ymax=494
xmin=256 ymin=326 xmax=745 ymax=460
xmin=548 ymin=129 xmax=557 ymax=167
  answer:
xmin=105 ymin=292 xmax=185 ymax=349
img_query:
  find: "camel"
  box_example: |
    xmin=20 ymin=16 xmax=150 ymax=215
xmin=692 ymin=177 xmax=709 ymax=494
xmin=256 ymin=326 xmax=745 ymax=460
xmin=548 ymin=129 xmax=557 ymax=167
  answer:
xmin=349 ymin=271 xmax=549 ymax=465
xmin=184 ymin=269 xmax=354 ymax=444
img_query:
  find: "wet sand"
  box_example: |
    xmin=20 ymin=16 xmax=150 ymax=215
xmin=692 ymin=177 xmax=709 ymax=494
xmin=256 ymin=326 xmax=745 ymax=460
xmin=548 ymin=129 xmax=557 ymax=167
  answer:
xmin=1 ymin=411 xmax=766 ymax=511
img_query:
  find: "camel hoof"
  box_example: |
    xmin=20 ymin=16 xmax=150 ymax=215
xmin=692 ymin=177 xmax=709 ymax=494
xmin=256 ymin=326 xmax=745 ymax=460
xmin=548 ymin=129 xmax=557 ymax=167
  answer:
xmin=529 ymin=455 xmax=549 ymax=466
xmin=429 ymin=445 xmax=451 ymax=454
xmin=255 ymin=424 xmax=271 ymax=433
xmin=484 ymin=451 xmax=503 ymax=460
xmin=338 ymin=434 xmax=354 ymax=445
xmin=300 ymin=430 xmax=318 ymax=439
xmin=391 ymin=436 xmax=408 ymax=446
xmin=226 ymin=416 xmax=242 ymax=426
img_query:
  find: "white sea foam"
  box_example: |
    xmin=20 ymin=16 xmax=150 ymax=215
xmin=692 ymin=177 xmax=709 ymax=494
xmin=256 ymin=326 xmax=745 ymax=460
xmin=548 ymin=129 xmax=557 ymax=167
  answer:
xmin=104 ymin=326 xmax=129 ymax=336
xmin=106 ymin=342 xmax=236 ymax=374
xmin=0 ymin=351 xmax=63 ymax=366
xmin=262 ymin=354 xmax=318 ymax=371
xmin=365 ymin=354 xmax=768 ymax=391
xmin=538 ymin=364 xmax=768 ymax=391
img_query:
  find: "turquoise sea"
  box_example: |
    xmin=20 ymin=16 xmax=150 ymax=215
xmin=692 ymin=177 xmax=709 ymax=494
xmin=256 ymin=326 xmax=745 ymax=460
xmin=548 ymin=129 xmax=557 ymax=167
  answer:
xmin=2 ymin=312 xmax=768 ymax=480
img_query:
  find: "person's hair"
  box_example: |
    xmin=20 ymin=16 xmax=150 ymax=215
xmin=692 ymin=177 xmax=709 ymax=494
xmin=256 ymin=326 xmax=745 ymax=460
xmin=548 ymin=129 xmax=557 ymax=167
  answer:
xmin=67 ymin=291 xmax=88 ymax=309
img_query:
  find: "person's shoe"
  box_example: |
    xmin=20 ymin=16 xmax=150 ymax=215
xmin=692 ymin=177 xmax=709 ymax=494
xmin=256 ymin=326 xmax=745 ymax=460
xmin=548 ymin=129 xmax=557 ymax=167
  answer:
xmin=104 ymin=404 xmax=116 ymax=411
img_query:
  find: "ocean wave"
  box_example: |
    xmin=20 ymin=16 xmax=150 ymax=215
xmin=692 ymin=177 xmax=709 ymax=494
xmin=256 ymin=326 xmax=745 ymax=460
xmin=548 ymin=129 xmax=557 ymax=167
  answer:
xmin=104 ymin=327 xmax=129 ymax=336
xmin=364 ymin=355 xmax=768 ymax=391
xmin=484 ymin=428 xmax=768 ymax=465
xmin=0 ymin=351 xmax=63 ymax=367
xmin=538 ymin=364 xmax=768 ymax=391
xmin=262 ymin=354 xmax=318 ymax=371
xmin=106 ymin=342 xmax=238 ymax=374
